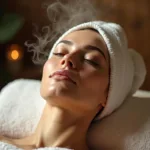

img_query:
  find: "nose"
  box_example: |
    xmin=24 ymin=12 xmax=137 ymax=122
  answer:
xmin=60 ymin=54 xmax=77 ymax=69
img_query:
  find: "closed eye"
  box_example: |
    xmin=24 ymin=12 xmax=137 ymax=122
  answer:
xmin=84 ymin=59 xmax=100 ymax=67
xmin=53 ymin=52 xmax=64 ymax=57
xmin=53 ymin=52 xmax=100 ymax=68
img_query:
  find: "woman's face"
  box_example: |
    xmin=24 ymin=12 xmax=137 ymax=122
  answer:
xmin=41 ymin=29 xmax=109 ymax=114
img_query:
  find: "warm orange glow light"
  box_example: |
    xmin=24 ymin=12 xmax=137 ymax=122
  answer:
xmin=11 ymin=50 xmax=20 ymax=60
xmin=6 ymin=44 xmax=23 ymax=61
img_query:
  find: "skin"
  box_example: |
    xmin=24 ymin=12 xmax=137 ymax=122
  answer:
xmin=0 ymin=29 xmax=109 ymax=150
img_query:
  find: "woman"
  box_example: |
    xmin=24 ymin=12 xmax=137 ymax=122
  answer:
xmin=0 ymin=1 xmax=146 ymax=150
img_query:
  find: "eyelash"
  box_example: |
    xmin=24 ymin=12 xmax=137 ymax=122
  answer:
xmin=52 ymin=52 xmax=100 ymax=68
xmin=84 ymin=59 xmax=99 ymax=67
xmin=53 ymin=52 xmax=64 ymax=57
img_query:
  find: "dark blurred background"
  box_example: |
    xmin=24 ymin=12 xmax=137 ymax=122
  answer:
xmin=0 ymin=0 xmax=48 ymax=90
xmin=0 ymin=0 xmax=150 ymax=91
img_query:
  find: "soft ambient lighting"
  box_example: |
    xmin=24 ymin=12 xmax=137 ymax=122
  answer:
xmin=11 ymin=50 xmax=19 ymax=60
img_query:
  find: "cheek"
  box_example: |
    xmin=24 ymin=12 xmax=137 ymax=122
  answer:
xmin=81 ymin=70 xmax=109 ymax=90
xmin=79 ymin=70 xmax=109 ymax=104
xmin=42 ymin=62 xmax=51 ymax=81
xmin=77 ymin=71 xmax=109 ymax=110
xmin=94 ymin=73 xmax=109 ymax=91
xmin=42 ymin=58 xmax=58 ymax=76
xmin=91 ymin=76 xmax=108 ymax=95
xmin=41 ymin=59 xmax=58 ymax=96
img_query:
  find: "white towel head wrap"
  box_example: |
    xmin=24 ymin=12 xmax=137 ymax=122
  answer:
xmin=48 ymin=21 xmax=146 ymax=119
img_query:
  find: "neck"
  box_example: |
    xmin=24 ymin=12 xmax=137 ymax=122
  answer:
xmin=31 ymin=103 xmax=92 ymax=150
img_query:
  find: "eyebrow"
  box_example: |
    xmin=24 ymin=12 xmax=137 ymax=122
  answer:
xmin=56 ymin=40 xmax=107 ymax=61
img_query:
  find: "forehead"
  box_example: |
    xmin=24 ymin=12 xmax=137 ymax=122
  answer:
xmin=62 ymin=29 xmax=104 ymax=45
xmin=61 ymin=29 xmax=109 ymax=62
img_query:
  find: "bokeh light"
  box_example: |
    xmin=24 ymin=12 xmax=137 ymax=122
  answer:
xmin=6 ymin=44 xmax=23 ymax=61
xmin=11 ymin=50 xmax=19 ymax=60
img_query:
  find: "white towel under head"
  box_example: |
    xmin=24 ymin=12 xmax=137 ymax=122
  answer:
xmin=48 ymin=21 xmax=146 ymax=119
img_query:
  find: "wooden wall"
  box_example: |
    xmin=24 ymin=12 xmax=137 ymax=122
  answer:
xmin=5 ymin=0 xmax=150 ymax=90
xmin=95 ymin=0 xmax=150 ymax=90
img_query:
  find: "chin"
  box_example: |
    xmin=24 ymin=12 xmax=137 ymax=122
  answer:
xmin=44 ymin=91 xmax=85 ymax=112
xmin=41 ymin=85 xmax=74 ymax=102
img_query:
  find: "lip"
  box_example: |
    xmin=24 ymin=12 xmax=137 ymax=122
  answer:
xmin=50 ymin=70 xmax=77 ymax=85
